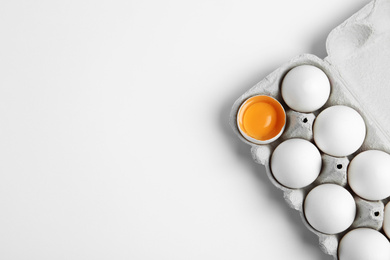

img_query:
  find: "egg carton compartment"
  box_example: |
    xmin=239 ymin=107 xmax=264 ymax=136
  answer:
xmin=229 ymin=0 xmax=390 ymax=259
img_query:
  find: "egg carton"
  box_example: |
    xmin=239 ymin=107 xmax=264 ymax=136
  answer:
xmin=229 ymin=0 xmax=390 ymax=259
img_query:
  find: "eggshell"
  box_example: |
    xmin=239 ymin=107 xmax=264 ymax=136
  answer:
xmin=237 ymin=95 xmax=286 ymax=144
xmin=313 ymin=105 xmax=366 ymax=157
xmin=383 ymin=202 xmax=390 ymax=239
xmin=281 ymin=65 xmax=330 ymax=112
xmin=338 ymin=228 xmax=390 ymax=260
xmin=304 ymin=184 xmax=356 ymax=234
xmin=348 ymin=150 xmax=390 ymax=201
xmin=270 ymin=139 xmax=322 ymax=189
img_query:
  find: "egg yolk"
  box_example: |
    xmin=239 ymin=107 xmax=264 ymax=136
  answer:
xmin=238 ymin=95 xmax=286 ymax=141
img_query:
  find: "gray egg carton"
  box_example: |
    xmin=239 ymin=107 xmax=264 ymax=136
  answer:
xmin=229 ymin=0 xmax=390 ymax=259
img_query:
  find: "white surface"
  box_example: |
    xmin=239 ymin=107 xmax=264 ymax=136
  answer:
xmin=313 ymin=106 xmax=366 ymax=157
xmin=0 ymin=0 xmax=370 ymax=259
xmin=271 ymin=139 xmax=321 ymax=189
xmin=348 ymin=150 xmax=390 ymax=201
xmin=281 ymin=65 xmax=330 ymax=112
xmin=304 ymin=184 xmax=356 ymax=235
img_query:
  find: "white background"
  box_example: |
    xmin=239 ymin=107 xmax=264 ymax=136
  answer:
xmin=0 ymin=0 xmax=370 ymax=259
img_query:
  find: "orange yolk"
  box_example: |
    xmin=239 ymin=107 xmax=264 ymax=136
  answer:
xmin=238 ymin=95 xmax=286 ymax=141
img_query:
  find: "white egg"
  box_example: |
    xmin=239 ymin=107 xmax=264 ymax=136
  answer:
xmin=348 ymin=150 xmax=390 ymax=201
xmin=304 ymin=184 xmax=356 ymax=234
xmin=338 ymin=228 xmax=390 ymax=260
xmin=313 ymin=105 xmax=366 ymax=157
xmin=270 ymin=138 xmax=321 ymax=189
xmin=281 ymin=65 xmax=330 ymax=112
xmin=384 ymin=202 xmax=390 ymax=239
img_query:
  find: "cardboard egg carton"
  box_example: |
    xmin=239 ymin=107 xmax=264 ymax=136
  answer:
xmin=229 ymin=0 xmax=390 ymax=259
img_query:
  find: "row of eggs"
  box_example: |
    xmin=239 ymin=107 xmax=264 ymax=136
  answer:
xmin=237 ymin=65 xmax=365 ymax=157
xmin=236 ymin=65 xmax=390 ymax=260
xmin=272 ymin=140 xmax=390 ymax=201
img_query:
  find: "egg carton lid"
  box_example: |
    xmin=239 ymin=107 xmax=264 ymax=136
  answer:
xmin=325 ymin=0 xmax=390 ymax=146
